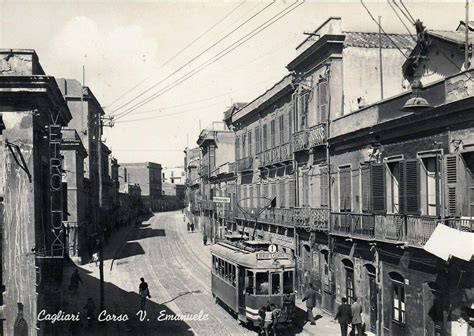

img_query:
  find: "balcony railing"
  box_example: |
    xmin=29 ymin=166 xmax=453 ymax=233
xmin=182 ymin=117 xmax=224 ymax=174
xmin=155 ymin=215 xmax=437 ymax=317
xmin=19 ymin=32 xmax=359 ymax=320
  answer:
xmin=280 ymin=142 xmax=293 ymax=161
xmin=406 ymin=215 xmax=438 ymax=246
xmin=258 ymin=143 xmax=293 ymax=168
xmin=292 ymin=130 xmax=309 ymax=152
xmin=330 ymin=212 xmax=376 ymax=238
xmin=374 ymin=214 xmax=406 ymax=242
xmin=237 ymin=157 xmax=253 ymax=172
xmin=294 ymin=207 xmax=330 ymax=231
xmin=308 ymin=123 xmax=327 ymax=147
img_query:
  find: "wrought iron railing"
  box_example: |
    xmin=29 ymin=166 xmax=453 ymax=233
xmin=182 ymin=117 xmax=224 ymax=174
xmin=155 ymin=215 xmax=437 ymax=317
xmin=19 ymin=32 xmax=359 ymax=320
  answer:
xmin=293 ymin=207 xmax=330 ymax=231
xmin=308 ymin=123 xmax=327 ymax=147
xmin=292 ymin=130 xmax=309 ymax=152
xmin=330 ymin=212 xmax=376 ymax=238
xmin=237 ymin=157 xmax=253 ymax=171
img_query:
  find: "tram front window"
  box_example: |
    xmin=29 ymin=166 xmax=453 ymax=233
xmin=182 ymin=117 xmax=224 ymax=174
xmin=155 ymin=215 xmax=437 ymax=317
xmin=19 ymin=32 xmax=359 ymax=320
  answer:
xmin=256 ymin=272 xmax=269 ymax=295
xmin=246 ymin=271 xmax=254 ymax=295
xmin=271 ymin=273 xmax=281 ymax=295
xmin=283 ymin=271 xmax=294 ymax=294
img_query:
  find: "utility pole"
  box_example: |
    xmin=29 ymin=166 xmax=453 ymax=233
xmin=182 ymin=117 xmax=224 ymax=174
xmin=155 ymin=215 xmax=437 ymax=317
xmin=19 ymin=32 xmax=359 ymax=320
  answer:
xmin=378 ymin=16 xmax=384 ymax=100
xmin=465 ymin=0 xmax=470 ymax=69
xmin=97 ymin=113 xmax=114 ymax=312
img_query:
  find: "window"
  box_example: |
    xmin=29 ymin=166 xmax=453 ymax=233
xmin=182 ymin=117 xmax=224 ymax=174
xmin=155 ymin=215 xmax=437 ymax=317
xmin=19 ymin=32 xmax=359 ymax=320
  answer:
xmin=246 ymin=270 xmax=255 ymax=294
xmin=283 ymin=271 xmax=294 ymax=294
xmin=262 ymin=125 xmax=268 ymax=151
xmin=345 ymin=265 xmax=355 ymax=304
xmin=255 ymin=127 xmax=261 ymax=154
xmin=242 ymin=133 xmax=247 ymax=158
xmin=271 ymin=120 xmax=276 ymax=148
xmin=320 ymin=167 xmax=329 ymax=207
xmin=279 ymin=115 xmax=285 ymax=144
xmin=317 ymin=80 xmax=328 ymax=124
xmin=371 ymin=163 xmax=386 ymax=213
xmin=288 ymin=111 xmax=292 ymax=140
xmin=279 ymin=181 xmax=286 ymax=208
xmin=391 ymin=273 xmax=406 ymax=325
xmin=420 ymin=157 xmax=440 ymax=216
xmin=271 ymin=273 xmax=281 ymax=295
xmin=236 ymin=137 xmax=241 ymax=161
xmin=339 ymin=166 xmax=352 ymax=212
xmin=256 ymin=272 xmax=269 ymax=295
xmin=248 ymin=131 xmax=252 ymax=157
xmin=361 ymin=165 xmax=371 ymax=212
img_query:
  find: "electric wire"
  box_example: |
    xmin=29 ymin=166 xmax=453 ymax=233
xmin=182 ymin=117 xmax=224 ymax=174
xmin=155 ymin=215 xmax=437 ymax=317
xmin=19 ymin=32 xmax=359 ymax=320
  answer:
xmin=392 ymin=0 xmax=415 ymax=25
xmin=106 ymin=1 xmax=247 ymax=110
xmin=387 ymin=0 xmax=415 ymax=40
xmin=359 ymin=0 xmax=409 ymax=59
xmin=399 ymin=0 xmax=416 ymax=24
xmin=115 ymin=1 xmax=304 ymax=121
xmin=111 ymin=1 xmax=275 ymax=117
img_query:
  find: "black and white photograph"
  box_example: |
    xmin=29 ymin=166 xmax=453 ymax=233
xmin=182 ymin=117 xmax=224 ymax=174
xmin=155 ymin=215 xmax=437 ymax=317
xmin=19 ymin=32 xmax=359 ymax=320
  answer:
xmin=0 ymin=0 xmax=473 ymax=335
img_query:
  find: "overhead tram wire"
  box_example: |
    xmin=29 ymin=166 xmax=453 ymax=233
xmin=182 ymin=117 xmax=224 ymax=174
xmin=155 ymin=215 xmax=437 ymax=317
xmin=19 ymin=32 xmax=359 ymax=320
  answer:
xmin=392 ymin=0 xmax=415 ymax=25
xmin=387 ymin=0 xmax=415 ymax=40
xmin=399 ymin=0 xmax=416 ymax=24
xmin=105 ymin=1 xmax=247 ymax=110
xmin=115 ymin=1 xmax=304 ymax=121
xmin=111 ymin=1 xmax=275 ymax=117
xmin=115 ymin=1 xmax=302 ymax=121
xmin=360 ymin=0 xmax=409 ymax=59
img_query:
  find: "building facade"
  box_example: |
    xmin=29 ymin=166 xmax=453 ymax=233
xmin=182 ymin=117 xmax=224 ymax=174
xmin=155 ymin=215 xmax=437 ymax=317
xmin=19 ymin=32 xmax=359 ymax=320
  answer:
xmin=119 ymin=162 xmax=162 ymax=212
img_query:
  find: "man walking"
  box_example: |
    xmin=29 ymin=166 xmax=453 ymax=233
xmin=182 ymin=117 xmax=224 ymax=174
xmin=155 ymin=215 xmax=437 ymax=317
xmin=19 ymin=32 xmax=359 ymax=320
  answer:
xmin=302 ymin=283 xmax=317 ymax=325
xmin=334 ymin=297 xmax=352 ymax=336
xmin=351 ymin=297 xmax=363 ymax=335
xmin=203 ymin=234 xmax=208 ymax=246
xmin=139 ymin=277 xmax=151 ymax=310
xmin=69 ymin=269 xmax=82 ymax=294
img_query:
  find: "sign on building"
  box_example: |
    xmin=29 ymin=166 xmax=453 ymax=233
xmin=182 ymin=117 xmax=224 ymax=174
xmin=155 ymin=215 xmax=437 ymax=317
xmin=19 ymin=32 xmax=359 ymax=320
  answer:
xmin=213 ymin=196 xmax=231 ymax=203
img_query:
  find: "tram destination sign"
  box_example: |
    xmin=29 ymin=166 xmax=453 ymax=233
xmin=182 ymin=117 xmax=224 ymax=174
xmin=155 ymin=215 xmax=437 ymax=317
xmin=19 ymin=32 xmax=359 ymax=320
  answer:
xmin=213 ymin=196 xmax=231 ymax=203
xmin=256 ymin=252 xmax=290 ymax=260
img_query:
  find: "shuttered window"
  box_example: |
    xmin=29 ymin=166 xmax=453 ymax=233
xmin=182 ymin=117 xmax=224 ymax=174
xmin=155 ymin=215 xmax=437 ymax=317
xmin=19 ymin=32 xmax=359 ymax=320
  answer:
xmin=256 ymin=184 xmax=261 ymax=208
xmin=292 ymin=93 xmax=299 ymax=132
xmin=279 ymin=115 xmax=285 ymax=144
xmin=279 ymin=181 xmax=285 ymax=208
xmin=235 ymin=137 xmax=240 ymax=161
xmin=289 ymin=178 xmax=296 ymax=207
xmin=288 ymin=111 xmax=293 ymax=140
xmin=242 ymin=133 xmax=247 ymax=158
xmin=247 ymin=131 xmax=252 ymax=157
xmin=370 ymin=163 xmax=386 ymax=214
xmin=339 ymin=167 xmax=351 ymax=212
xmin=271 ymin=120 xmax=276 ymax=148
xmin=262 ymin=124 xmax=268 ymax=151
xmin=361 ymin=165 xmax=371 ymax=213
xmin=404 ymin=159 xmax=420 ymax=215
xmin=318 ymin=80 xmax=328 ymax=124
xmin=320 ymin=167 xmax=329 ymax=207
xmin=444 ymin=153 xmax=469 ymax=217
xmin=302 ymin=173 xmax=309 ymax=206
xmin=255 ymin=127 xmax=261 ymax=154
xmin=249 ymin=185 xmax=254 ymax=208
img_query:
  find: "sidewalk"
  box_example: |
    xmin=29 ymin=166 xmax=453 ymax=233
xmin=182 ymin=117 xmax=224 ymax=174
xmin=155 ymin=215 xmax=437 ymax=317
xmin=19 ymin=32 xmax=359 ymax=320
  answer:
xmin=179 ymin=213 xmax=341 ymax=336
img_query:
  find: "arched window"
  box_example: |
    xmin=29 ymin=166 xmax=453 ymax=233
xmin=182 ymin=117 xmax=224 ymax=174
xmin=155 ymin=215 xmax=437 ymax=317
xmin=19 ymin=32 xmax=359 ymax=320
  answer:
xmin=389 ymin=272 xmax=406 ymax=325
xmin=342 ymin=259 xmax=355 ymax=304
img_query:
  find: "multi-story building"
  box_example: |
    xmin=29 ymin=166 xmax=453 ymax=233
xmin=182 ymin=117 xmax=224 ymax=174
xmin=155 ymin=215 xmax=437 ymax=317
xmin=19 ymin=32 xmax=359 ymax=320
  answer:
xmin=0 ymin=49 xmax=72 ymax=335
xmin=224 ymin=79 xmax=296 ymax=253
xmin=119 ymin=183 xmax=143 ymax=227
xmin=196 ymin=120 xmax=236 ymax=240
xmin=119 ymin=162 xmax=162 ymax=212
xmin=61 ymin=129 xmax=88 ymax=263
xmin=162 ymin=166 xmax=185 ymax=185
xmin=184 ymin=146 xmax=202 ymax=224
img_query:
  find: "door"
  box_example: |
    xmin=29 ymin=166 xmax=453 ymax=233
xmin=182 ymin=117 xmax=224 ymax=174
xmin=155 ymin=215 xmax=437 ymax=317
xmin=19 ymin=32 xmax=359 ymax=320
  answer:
xmin=369 ymin=275 xmax=378 ymax=333
xmin=238 ymin=266 xmax=246 ymax=314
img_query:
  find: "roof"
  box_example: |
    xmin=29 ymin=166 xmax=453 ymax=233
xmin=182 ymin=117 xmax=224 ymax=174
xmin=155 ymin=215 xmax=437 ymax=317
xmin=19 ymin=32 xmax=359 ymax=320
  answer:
xmin=427 ymin=30 xmax=474 ymax=45
xmin=343 ymin=32 xmax=415 ymax=49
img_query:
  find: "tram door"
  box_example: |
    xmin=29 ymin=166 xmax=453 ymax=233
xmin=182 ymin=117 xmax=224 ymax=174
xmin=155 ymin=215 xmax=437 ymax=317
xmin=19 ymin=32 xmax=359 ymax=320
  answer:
xmin=238 ymin=266 xmax=246 ymax=313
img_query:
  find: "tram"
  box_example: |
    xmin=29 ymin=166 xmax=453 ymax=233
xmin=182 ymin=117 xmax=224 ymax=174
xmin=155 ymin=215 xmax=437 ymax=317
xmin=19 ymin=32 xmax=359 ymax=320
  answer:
xmin=210 ymin=239 xmax=295 ymax=328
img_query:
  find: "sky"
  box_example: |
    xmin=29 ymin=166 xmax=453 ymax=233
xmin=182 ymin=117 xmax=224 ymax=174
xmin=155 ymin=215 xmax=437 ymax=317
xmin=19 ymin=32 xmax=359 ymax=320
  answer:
xmin=0 ymin=0 xmax=467 ymax=168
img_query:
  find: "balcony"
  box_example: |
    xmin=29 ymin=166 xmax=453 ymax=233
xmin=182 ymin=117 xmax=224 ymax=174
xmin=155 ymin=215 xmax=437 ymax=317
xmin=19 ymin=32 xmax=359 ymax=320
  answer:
xmin=280 ymin=142 xmax=293 ymax=161
xmin=258 ymin=143 xmax=293 ymax=168
xmin=292 ymin=130 xmax=309 ymax=152
xmin=237 ymin=157 xmax=253 ymax=172
xmin=330 ymin=213 xmax=474 ymax=248
xmin=308 ymin=123 xmax=327 ymax=147
xmin=294 ymin=207 xmax=330 ymax=231
xmin=200 ymin=166 xmax=209 ymax=177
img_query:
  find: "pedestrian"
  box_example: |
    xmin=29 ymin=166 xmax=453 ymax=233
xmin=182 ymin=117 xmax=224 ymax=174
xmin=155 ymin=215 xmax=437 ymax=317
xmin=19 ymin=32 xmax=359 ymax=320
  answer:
xmin=302 ymin=282 xmax=317 ymax=325
xmin=263 ymin=304 xmax=274 ymax=336
xmin=203 ymin=234 xmax=208 ymax=246
xmin=191 ymin=223 xmax=195 ymax=232
xmin=270 ymin=303 xmax=281 ymax=334
xmin=258 ymin=305 xmax=266 ymax=335
xmin=83 ymin=298 xmax=96 ymax=328
xmin=69 ymin=269 xmax=82 ymax=294
xmin=139 ymin=277 xmax=151 ymax=310
xmin=90 ymin=252 xmax=99 ymax=267
xmin=351 ymin=297 xmax=363 ymax=335
xmin=303 ymin=269 xmax=310 ymax=293
xmin=334 ymin=297 xmax=353 ymax=336
xmin=187 ymin=222 xmax=191 ymax=232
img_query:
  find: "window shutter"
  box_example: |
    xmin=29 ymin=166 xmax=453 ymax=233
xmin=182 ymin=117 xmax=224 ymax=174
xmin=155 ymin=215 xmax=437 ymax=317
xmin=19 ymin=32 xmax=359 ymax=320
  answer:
xmin=339 ymin=168 xmax=351 ymax=212
xmin=263 ymin=124 xmax=268 ymax=151
xmin=320 ymin=168 xmax=329 ymax=207
xmin=235 ymin=137 xmax=240 ymax=161
xmin=370 ymin=163 xmax=385 ymax=214
xmin=247 ymin=131 xmax=252 ymax=157
xmin=361 ymin=165 xmax=371 ymax=213
xmin=255 ymin=127 xmax=260 ymax=154
xmin=444 ymin=154 xmax=468 ymax=217
xmin=289 ymin=178 xmax=296 ymax=207
xmin=404 ymin=159 xmax=420 ymax=215
xmin=318 ymin=81 xmax=328 ymax=123
xmin=398 ymin=161 xmax=405 ymax=214
xmin=249 ymin=185 xmax=254 ymax=208
xmin=279 ymin=181 xmax=285 ymax=208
